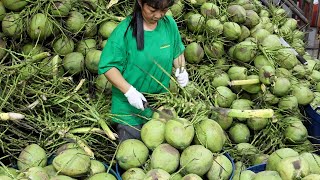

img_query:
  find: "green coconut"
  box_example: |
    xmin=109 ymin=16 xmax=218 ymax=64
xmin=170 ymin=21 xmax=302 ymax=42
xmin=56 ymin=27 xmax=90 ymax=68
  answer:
xmin=89 ymin=160 xmax=106 ymax=175
xmin=271 ymin=77 xmax=291 ymax=97
xmin=187 ymin=13 xmax=205 ymax=33
xmin=141 ymin=119 xmax=166 ymax=150
xmin=251 ymin=29 xmax=270 ymax=43
xmin=165 ymin=118 xmax=194 ymax=150
xmin=266 ymin=148 xmax=299 ymax=171
xmin=259 ymin=65 xmax=275 ymax=85
xmin=2 ymin=0 xmax=28 ymax=11
xmin=215 ymin=86 xmax=237 ymax=108
xmin=300 ymin=152 xmax=320 ymax=174
xmin=260 ymin=9 xmax=270 ymax=17
xmin=228 ymin=66 xmax=247 ymax=80
xmin=211 ymin=112 xmax=233 ymax=130
xmin=63 ymin=52 xmax=84 ymax=75
xmin=252 ymin=154 xmax=269 ymax=165
xmin=292 ymin=85 xmax=314 ymax=105
xmin=182 ymin=174 xmax=202 ymax=180
xmin=235 ymin=143 xmax=259 ymax=158
xmin=310 ymin=70 xmax=320 ymax=82
xmin=194 ymin=117 xmax=225 ymax=152
xmin=253 ymin=55 xmax=273 ymax=70
xmin=233 ymin=170 xmax=256 ymax=180
xmin=25 ymin=167 xmax=49 ymax=180
xmin=20 ymin=64 xmax=37 ymax=80
xmin=285 ymin=119 xmax=308 ymax=144
xmin=85 ymin=49 xmax=101 ymax=73
xmin=76 ymin=39 xmax=97 ymax=55
xmin=207 ymin=154 xmax=233 ymax=180
xmin=276 ymin=156 xmax=310 ymax=179
xmin=66 ymin=11 xmax=85 ymax=33
xmin=144 ymin=169 xmax=170 ymax=180
xmin=233 ymin=41 xmax=257 ymax=63
xmin=43 ymin=165 xmax=57 ymax=177
xmin=260 ymin=90 xmax=279 ymax=105
xmin=200 ymin=3 xmax=219 ymax=18
xmin=84 ymin=20 xmax=98 ymax=37
xmin=229 ymin=123 xmax=250 ymax=143
xmin=52 ymin=36 xmax=75 ymax=55
xmin=276 ymin=48 xmax=299 ymax=70
xmin=215 ymin=57 xmax=230 ymax=71
xmin=116 ymin=139 xmax=149 ymax=170
xmin=171 ymin=173 xmax=183 ymax=180
xmin=53 ymin=148 xmax=90 ymax=177
xmin=150 ymin=143 xmax=180 ymax=173
xmin=28 ymin=13 xmax=53 ymax=40
xmin=204 ymin=41 xmax=224 ymax=59
xmin=302 ymin=174 xmax=320 ymax=180
xmin=170 ymin=0 xmax=184 ymax=18
xmin=122 ymin=168 xmax=145 ymax=180
xmin=278 ymin=95 xmax=299 ymax=110
xmin=151 ymin=106 xmax=177 ymax=121
xmin=50 ymin=0 xmax=72 ymax=17
xmin=223 ymin=22 xmax=242 ymax=40
xmin=253 ymin=171 xmax=282 ymax=180
xmin=205 ymin=19 xmax=223 ymax=35
xmin=95 ymin=74 xmax=112 ymax=92
xmin=212 ymin=71 xmax=230 ymax=87
xmin=99 ymin=21 xmax=118 ymax=39
xmin=247 ymin=117 xmax=268 ymax=131
xmin=276 ymin=68 xmax=291 ymax=78
xmin=260 ymin=17 xmax=271 ymax=24
xmin=227 ymin=5 xmax=246 ymax=23
xmin=184 ymin=42 xmax=204 ymax=64
xmin=22 ymin=43 xmax=44 ymax=56
xmin=17 ymin=144 xmax=47 ymax=171
xmin=0 ymin=2 xmax=6 ymax=21
xmin=2 ymin=13 xmax=23 ymax=38
xmin=261 ymin=34 xmax=282 ymax=51
xmin=238 ymin=25 xmax=250 ymax=42
xmin=0 ymin=167 xmax=20 ymax=178
xmin=242 ymin=75 xmax=261 ymax=94
xmin=282 ymin=18 xmax=297 ymax=30
xmin=88 ymin=173 xmax=117 ymax=180
xmin=293 ymin=30 xmax=305 ymax=40
xmin=244 ymin=10 xmax=260 ymax=28
xmin=49 ymin=175 xmax=76 ymax=180
xmin=292 ymin=65 xmax=307 ymax=78
xmin=180 ymin=145 xmax=213 ymax=176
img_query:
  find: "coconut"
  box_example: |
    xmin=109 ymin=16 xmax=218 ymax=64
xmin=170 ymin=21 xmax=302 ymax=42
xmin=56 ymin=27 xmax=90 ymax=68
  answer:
xmin=88 ymin=173 xmax=116 ymax=180
xmin=141 ymin=119 xmax=166 ymax=150
xmin=184 ymin=42 xmax=204 ymax=64
xmin=152 ymin=106 xmax=177 ymax=121
xmin=302 ymin=174 xmax=320 ymax=180
xmin=285 ymin=120 xmax=308 ymax=144
xmin=276 ymin=156 xmax=310 ymax=179
xmin=76 ymin=39 xmax=97 ymax=55
xmin=53 ymin=36 xmax=75 ymax=55
xmin=0 ymin=2 xmax=6 ymax=21
xmin=194 ymin=117 xmax=225 ymax=152
xmin=238 ymin=25 xmax=250 ymax=42
xmin=180 ymin=145 xmax=213 ymax=176
xmin=2 ymin=0 xmax=28 ymax=11
xmin=170 ymin=0 xmax=184 ymax=17
xmin=22 ymin=43 xmax=44 ymax=56
xmin=259 ymin=65 xmax=275 ymax=85
xmin=276 ymin=48 xmax=299 ymax=70
xmin=247 ymin=117 xmax=268 ymax=131
xmin=211 ymin=112 xmax=233 ymax=130
xmin=260 ymin=17 xmax=271 ymax=24
xmin=204 ymin=41 xmax=224 ymax=59
xmin=212 ymin=71 xmax=230 ymax=87
xmin=171 ymin=173 xmax=183 ymax=180
xmin=253 ymin=171 xmax=282 ymax=180
xmin=50 ymin=175 xmax=76 ymax=180
xmin=300 ymin=152 xmax=320 ymax=174
xmin=233 ymin=170 xmax=256 ymax=180
xmin=253 ymin=55 xmax=273 ymax=70
xmin=278 ymin=95 xmax=299 ymax=110
xmin=116 ymin=139 xmax=149 ymax=170
xmin=215 ymin=58 xmax=230 ymax=71
xmin=215 ymin=86 xmax=236 ymax=108
xmin=2 ymin=13 xmax=23 ymax=38
xmin=53 ymin=148 xmax=91 ymax=177
xmin=260 ymin=9 xmax=270 ymax=17
xmin=223 ymin=22 xmax=242 ymax=40
xmin=144 ymin=169 xmax=170 ymax=180
xmin=233 ymin=41 xmax=257 ymax=63
xmin=261 ymin=34 xmax=282 ymax=51
xmin=271 ymin=77 xmax=291 ymax=97
xmin=0 ymin=167 xmax=20 ymax=177
xmin=276 ymin=68 xmax=291 ymax=78
xmin=66 ymin=11 xmax=85 ymax=33
xmin=63 ymin=52 xmax=84 ymax=75
xmin=227 ymin=5 xmax=246 ymax=23
xmin=252 ymin=154 xmax=269 ymax=165
xmin=89 ymin=160 xmax=106 ymax=175
xmin=292 ymin=85 xmax=314 ymax=105
xmin=200 ymin=3 xmax=219 ymax=18
xmin=187 ymin=14 xmax=205 ymax=33
xmin=207 ymin=154 xmax=233 ymax=180
xmin=43 ymin=165 xmax=57 ymax=177
xmin=85 ymin=49 xmax=101 ymax=73
xmin=205 ymin=19 xmax=223 ymax=35
xmin=122 ymin=168 xmax=145 ymax=180
xmin=244 ymin=10 xmax=260 ymax=28
xmin=293 ymin=30 xmax=305 ymax=40
xmin=95 ymin=74 xmax=112 ymax=92
xmin=260 ymin=90 xmax=279 ymax=105
xmin=228 ymin=66 xmax=247 ymax=80
xmin=266 ymin=148 xmax=299 ymax=171
xmin=292 ymin=65 xmax=307 ymax=78
xmin=282 ymin=18 xmax=298 ymax=30
xmin=182 ymin=174 xmax=202 ymax=180
xmin=25 ymin=167 xmax=49 ymax=180
xmin=229 ymin=123 xmax=250 ymax=143
xmin=84 ymin=21 xmax=98 ymax=37
xmin=150 ymin=143 xmax=180 ymax=173
xmin=28 ymin=13 xmax=53 ymax=40
xmin=231 ymin=99 xmax=253 ymax=121
xmin=99 ymin=21 xmax=118 ymax=39
xmin=242 ymin=75 xmax=261 ymax=94
xmin=50 ymin=0 xmax=72 ymax=17
xmin=165 ymin=118 xmax=194 ymax=150
xmin=17 ymin=144 xmax=47 ymax=171
xmin=310 ymin=70 xmax=320 ymax=82
xmin=251 ymin=29 xmax=270 ymax=43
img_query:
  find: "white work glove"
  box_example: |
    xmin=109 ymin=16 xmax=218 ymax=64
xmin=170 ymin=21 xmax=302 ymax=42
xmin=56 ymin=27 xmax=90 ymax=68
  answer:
xmin=175 ymin=68 xmax=189 ymax=87
xmin=124 ymin=86 xmax=147 ymax=110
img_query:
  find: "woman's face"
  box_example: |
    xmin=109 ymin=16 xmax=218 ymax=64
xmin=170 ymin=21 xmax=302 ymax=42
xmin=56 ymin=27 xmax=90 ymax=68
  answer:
xmin=141 ymin=3 xmax=169 ymax=24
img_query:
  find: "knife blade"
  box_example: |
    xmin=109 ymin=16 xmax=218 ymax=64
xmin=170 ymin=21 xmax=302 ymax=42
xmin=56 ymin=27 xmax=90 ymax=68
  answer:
xmin=279 ymin=37 xmax=308 ymax=65
xmin=143 ymin=101 xmax=173 ymax=119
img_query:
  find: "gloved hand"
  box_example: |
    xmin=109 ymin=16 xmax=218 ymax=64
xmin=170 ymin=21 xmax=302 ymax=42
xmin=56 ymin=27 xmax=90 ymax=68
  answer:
xmin=124 ymin=86 xmax=147 ymax=110
xmin=175 ymin=68 xmax=189 ymax=87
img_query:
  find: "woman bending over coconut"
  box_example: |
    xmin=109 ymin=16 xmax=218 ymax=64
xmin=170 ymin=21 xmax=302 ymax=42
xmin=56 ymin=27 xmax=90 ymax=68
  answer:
xmin=98 ymin=0 xmax=188 ymax=142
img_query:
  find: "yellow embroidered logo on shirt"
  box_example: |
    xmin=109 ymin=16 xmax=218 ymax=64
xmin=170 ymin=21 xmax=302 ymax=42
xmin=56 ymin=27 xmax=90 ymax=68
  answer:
xmin=160 ymin=44 xmax=170 ymax=49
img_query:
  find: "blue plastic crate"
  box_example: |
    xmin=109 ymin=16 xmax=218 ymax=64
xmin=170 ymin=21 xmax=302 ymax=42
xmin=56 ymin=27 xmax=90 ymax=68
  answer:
xmin=304 ymin=104 xmax=320 ymax=144
xmin=246 ymin=163 xmax=266 ymax=173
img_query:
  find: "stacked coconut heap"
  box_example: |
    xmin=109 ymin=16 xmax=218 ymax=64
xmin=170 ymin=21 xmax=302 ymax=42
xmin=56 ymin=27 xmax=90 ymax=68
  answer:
xmin=1 ymin=0 xmax=320 ymax=179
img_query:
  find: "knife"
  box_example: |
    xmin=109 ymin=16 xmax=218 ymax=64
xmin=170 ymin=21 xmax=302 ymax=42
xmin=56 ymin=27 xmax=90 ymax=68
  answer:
xmin=279 ymin=37 xmax=308 ymax=65
xmin=143 ymin=101 xmax=173 ymax=119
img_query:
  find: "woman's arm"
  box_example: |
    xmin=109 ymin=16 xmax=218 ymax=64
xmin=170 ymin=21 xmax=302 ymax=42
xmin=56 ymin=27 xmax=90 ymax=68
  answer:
xmin=104 ymin=67 xmax=131 ymax=94
xmin=173 ymin=53 xmax=186 ymax=70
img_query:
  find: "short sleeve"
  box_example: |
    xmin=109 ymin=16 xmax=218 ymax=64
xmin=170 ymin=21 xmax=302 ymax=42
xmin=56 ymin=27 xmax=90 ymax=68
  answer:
xmin=167 ymin=16 xmax=185 ymax=59
xmin=98 ymin=39 xmax=126 ymax=75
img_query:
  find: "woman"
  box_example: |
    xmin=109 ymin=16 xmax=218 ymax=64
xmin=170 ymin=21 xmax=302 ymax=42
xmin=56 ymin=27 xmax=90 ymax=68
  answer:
xmin=98 ymin=0 xmax=189 ymax=142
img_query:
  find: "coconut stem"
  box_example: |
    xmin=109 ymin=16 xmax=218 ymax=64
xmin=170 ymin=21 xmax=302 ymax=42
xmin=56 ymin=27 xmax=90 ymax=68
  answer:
xmin=98 ymin=119 xmax=117 ymax=140
xmin=69 ymin=127 xmax=105 ymax=134
xmin=65 ymin=133 xmax=95 ymax=158
xmin=0 ymin=112 xmax=25 ymax=121
xmin=211 ymin=107 xmax=274 ymax=118
xmin=229 ymin=79 xmax=260 ymax=86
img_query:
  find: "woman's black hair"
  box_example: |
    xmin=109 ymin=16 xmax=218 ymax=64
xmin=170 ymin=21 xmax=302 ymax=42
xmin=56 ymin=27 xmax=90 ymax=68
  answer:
xmin=126 ymin=0 xmax=174 ymax=50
